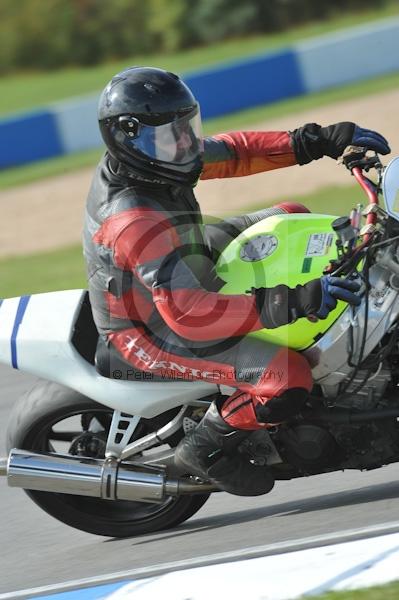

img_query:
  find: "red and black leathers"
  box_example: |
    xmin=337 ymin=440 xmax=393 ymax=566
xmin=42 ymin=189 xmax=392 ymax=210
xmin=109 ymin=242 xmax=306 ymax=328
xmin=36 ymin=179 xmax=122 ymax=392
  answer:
xmin=84 ymin=130 xmax=313 ymax=429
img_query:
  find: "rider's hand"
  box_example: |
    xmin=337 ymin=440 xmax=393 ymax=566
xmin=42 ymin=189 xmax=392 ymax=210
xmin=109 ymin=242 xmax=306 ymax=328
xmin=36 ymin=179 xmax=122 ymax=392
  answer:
xmin=253 ymin=276 xmax=361 ymax=329
xmin=294 ymin=275 xmax=361 ymax=321
xmin=291 ymin=122 xmax=390 ymax=164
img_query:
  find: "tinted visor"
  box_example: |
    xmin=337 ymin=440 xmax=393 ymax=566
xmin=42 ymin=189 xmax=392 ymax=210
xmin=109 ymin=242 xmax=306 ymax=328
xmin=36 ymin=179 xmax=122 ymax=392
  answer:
xmin=125 ymin=108 xmax=203 ymax=165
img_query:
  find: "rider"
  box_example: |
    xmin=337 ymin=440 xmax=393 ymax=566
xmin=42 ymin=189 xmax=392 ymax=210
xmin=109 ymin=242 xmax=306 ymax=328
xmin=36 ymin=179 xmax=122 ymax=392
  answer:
xmin=84 ymin=67 xmax=390 ymax=496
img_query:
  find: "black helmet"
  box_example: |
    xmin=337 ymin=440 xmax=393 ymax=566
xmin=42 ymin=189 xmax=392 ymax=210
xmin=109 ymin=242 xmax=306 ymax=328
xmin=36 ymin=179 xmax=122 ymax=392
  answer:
xmin=98 ymin=67 xmax=204 ymax=186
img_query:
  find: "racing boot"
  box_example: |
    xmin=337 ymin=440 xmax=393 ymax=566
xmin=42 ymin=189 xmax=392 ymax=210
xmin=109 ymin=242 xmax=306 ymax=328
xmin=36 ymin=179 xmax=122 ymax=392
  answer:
xmin=174 ymin=401 xmax=274 ymax=496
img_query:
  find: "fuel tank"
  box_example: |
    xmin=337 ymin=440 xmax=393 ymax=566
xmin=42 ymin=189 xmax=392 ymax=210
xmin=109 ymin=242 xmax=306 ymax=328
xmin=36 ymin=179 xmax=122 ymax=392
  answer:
xmin=216 ymin=212 xmax=345 ymax=350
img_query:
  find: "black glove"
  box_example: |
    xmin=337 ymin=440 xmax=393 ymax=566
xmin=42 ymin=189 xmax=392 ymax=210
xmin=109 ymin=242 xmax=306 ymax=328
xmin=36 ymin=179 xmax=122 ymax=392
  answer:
xmin=291 ymin=122 xmax=390 ymax=165
xmin=253 ymin=276 xmax=361 ymax=329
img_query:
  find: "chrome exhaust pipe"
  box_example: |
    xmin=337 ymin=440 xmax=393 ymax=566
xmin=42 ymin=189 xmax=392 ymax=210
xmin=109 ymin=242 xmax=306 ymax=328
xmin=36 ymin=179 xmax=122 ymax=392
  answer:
xmin=5 ymin=449 xmax=215 ymax=501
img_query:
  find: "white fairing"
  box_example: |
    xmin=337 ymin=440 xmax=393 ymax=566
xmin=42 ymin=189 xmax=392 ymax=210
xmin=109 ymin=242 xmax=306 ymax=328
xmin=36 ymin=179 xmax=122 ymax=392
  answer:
xmin=0 ymin=290 xmax=217 ymax=417
xmin=383 ymin=156 xmax=399 ymax=221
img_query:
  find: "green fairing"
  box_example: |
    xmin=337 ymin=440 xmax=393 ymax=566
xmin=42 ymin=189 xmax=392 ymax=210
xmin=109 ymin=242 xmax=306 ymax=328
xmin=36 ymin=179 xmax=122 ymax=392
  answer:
xmin=216 ymin=213 xmax=347 ymax=350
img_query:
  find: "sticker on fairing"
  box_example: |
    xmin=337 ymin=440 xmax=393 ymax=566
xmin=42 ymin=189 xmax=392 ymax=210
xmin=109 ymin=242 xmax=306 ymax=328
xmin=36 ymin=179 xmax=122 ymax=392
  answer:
xmin=301 ymin=257 xmax=312 ymax=273
xmin=305 ymin=233 xmax=333 ymax=257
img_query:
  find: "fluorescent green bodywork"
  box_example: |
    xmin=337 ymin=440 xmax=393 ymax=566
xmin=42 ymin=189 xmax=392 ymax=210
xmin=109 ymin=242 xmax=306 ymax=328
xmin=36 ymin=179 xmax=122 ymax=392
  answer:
xmin=216 ymin=213 xmax=346 ymax=350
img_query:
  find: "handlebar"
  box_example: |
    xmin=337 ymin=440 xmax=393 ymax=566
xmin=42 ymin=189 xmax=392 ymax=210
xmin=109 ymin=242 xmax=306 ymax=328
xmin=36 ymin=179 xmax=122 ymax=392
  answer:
xmin=351 ymin=166 xmax=379 ymax=243
xmin=326 ymin=151 xmax=382 ymax=275
xmin=340 ymin=147 xmax=382 ymax=245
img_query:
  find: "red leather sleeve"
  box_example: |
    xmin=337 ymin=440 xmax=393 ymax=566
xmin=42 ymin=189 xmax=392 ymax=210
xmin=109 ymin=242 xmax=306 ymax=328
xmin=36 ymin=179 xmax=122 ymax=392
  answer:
xmin=153 ymin=287 xmax=263 ymax=341
xmin=201 ymin=131 xmax=296 ymax=180
xmin=112 ymin=215 xmax=264 ymax=341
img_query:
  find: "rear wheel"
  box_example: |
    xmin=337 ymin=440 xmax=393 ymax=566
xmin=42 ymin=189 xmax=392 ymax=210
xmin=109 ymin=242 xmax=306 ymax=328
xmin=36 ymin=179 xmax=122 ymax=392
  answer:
xmin=6 ymin=381 xmax=209 ymax=537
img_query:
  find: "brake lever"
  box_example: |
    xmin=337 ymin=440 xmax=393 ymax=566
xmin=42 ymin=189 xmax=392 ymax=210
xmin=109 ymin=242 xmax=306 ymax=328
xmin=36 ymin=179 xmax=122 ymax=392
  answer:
xmin=338 ymin=146 xmax=382 ymax=171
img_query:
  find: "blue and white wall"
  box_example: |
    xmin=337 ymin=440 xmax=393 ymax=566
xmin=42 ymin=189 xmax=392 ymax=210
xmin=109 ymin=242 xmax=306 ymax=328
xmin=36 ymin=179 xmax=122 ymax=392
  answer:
xmin=1 ymin=16 xmax=399 ymax=170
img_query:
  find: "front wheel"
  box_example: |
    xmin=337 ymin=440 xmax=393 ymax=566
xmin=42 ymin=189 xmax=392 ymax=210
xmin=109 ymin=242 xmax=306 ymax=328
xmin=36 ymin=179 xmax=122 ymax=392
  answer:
xmin=6 ymin=381 xmax=209 ymax=537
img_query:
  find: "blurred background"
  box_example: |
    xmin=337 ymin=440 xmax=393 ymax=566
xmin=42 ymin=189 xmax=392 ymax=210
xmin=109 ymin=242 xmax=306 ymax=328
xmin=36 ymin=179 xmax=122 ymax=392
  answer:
xmin=0 ymin=0 xmax=399 ymax=297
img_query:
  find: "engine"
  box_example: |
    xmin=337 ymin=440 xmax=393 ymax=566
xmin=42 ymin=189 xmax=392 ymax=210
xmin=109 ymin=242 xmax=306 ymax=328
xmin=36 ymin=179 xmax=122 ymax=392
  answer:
xmin=334 ymin=365 xmax=392 ymax=411
xmin=276 ymin=424 xmax=338 ymax=474
xmin=325 ymin=356 xmax=399 ymax=469
xmin=331 ymin=418 xmax=399 ymax=470
xmin=272 ymin=358 xmax=399 ymax=475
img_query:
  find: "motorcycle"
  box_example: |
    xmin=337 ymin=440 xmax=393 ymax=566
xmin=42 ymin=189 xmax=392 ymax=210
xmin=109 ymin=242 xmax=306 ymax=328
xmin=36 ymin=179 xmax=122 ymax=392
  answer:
xmin=1 ymin=147 xmax=399 ymax=538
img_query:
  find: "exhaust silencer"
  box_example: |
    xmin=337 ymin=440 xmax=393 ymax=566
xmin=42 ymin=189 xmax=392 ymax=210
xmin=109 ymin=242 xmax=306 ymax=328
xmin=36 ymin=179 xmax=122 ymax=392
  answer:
xmin=5 ymin=449 xmax=214 ymax=502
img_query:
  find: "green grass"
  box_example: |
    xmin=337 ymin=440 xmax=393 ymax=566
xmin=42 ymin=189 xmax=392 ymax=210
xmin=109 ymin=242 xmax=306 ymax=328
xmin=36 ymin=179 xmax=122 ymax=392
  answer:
xmin=1 ymin=3 xmax=398 ymax=117
xmin=310 ymin=580 xmax=399 ymax=599
xmin=247 ymin=182 xmax=367 ymax=216
xmin=0 ymin=245 xmax=86 ymax=298
xmin=0 ymin=148 xmax=104 ymax=189
xmin=0 ymin=181 xmax=367 ymax=298
xmin=1 ymin=69 xmax=399 ymax=191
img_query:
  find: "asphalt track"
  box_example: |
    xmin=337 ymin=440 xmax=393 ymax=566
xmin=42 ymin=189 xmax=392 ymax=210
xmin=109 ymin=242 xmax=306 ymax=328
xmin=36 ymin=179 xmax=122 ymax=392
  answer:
xmin=1 ymin=364 xmax=399 ymax=595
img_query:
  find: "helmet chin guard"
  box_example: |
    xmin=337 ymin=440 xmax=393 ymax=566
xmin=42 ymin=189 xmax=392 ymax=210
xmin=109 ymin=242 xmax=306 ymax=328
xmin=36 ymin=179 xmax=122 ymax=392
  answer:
xmin=98 ymin=67 xmax=204 ymax=185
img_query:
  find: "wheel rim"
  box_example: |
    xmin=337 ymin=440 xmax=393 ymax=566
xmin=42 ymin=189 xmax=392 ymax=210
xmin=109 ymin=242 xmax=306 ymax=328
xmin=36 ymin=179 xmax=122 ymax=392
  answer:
xmin=28 ymin=405 xmax=180 ymax=525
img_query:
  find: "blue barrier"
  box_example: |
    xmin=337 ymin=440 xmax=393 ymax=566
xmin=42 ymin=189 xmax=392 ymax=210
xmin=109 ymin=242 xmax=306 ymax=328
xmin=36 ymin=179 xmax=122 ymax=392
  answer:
xmin=185 ymin=49 xmax=305 ymax=120
xmin=0 ymin=110 xmax=63 ymax=169
xmin=1 ymin=16 xmax=399 ymax=170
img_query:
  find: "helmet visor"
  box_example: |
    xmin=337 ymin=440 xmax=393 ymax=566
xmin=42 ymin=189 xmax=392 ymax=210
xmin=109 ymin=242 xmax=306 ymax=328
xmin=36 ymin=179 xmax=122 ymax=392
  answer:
xmin=125 ymin=109 xmax=203 ymax=166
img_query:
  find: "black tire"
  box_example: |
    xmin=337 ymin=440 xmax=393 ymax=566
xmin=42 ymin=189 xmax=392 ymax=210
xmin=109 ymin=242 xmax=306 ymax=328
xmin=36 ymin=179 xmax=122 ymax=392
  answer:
xmin=6 ymin=381 xmax=209 ymax=538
